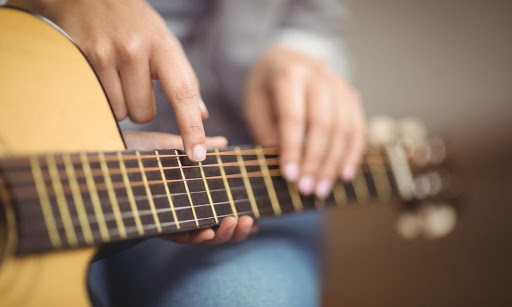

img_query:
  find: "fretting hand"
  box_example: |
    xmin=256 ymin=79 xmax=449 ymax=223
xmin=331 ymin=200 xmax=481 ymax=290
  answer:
xmin=245 ymin=46 xmax=366 ymax=199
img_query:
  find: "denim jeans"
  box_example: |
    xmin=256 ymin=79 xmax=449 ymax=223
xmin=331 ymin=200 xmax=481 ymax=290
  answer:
xmin=88 ymin=212 xmax=322 ymax=307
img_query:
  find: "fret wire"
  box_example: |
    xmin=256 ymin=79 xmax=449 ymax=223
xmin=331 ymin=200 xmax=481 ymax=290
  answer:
xmin=214 ymin=148 xmax=238 ymax=219
xmin=0 ymin=152 xmax=388 ymax=177
xmin=12 ymin=167 xmax=386 ymax=203
xmin=7 ymin=157 xmax=388 ymax=186
xmin=117 ymin=152 xmax=144 ymax=235
xmin=136 ymin=151 xmax=162 ymax=233
xmin=12 ymin=168 xmax=294 ymax=201
xmin=256 ymin=146 xmax=281 ymax=216
xmin=56 ymin=210 xmax=262 ymax=243
xmin=53 ymin=196 xmax=271 ymax=236
xmin=198 ymin=161 xmax=218 ymax=224
xmin=98 ymin=152 xmax=126 ymax=238
xmin=59 ymin=196 xmax=257 ymax=230
xmin=80 ymin=153 xmax=110 ymax=242
xmin=314 ymin=196 xmax=326 ymax=209
xmin=29 ymin=156 xmax=62 ymax=248
xmin=155 ymin=151 xmax=180 ymax=230
xmin=175 ymin=150 xmax=200 ymax=226
xmin=0 ymin=176 xmax=16 ymax=253
xmin=46 ymin=154 xmax=78 ymax=246
xmin=333 ymin=183 xmax=347 ymax=208
xmin=63 ymin=153 xmax=94 ymax=244
xmin=367 ymin=154 xmax=392 ymax=201
xmin=353 ymin=170 xmax=370 ymax=204
xmin=235 ymin=146 xmax=259 ymax=218
xmin=286 ymin=182 xmax=303 ymax=212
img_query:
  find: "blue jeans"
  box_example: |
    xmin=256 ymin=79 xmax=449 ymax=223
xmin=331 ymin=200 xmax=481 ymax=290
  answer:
xmin=88 ymin=212 xmax=322 ymax=307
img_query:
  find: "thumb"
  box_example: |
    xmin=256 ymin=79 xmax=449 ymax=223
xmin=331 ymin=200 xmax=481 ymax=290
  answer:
xmin=123 ymin=132 xmax=228 ymax=151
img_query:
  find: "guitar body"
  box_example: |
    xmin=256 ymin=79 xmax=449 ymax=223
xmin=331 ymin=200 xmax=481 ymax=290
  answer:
xmin=0 ymin=8 xmax=124 ymax=306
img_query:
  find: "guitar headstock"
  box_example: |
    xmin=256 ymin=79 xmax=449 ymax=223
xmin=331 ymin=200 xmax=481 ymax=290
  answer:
xmin=367 ymin=116 xmax=459 ymax=239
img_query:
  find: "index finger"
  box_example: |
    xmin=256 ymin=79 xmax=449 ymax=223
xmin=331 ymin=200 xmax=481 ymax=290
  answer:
xmin=150 ymin=39 xmax=206 ymax=162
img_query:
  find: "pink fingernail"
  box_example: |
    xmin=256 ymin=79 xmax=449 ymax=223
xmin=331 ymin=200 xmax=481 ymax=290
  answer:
xmin=298 ymin=175 xmax=315 ymax=195
xmin=282 ymin=163 xmax=299 ymax=182
xmin=342 ymin=165 xmax=356 ymax=181
xmin=191 ymin=144 xmax=206 ymax=162
xmin=315 ymin=179 xmax=333 ymax=199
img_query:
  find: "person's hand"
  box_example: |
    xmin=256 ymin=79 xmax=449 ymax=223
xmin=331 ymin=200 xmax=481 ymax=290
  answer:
xmin=244 ymin=46 xmax=365 ymax=199
xmin=10 ymin=0 xmax=208 ymax=162
xmin=124 ymin=131 xmax=258 ymax=244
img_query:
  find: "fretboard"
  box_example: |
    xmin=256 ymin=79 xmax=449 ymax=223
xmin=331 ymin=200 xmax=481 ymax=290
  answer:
xmin=0 ymin=146 xmax=398 ymax=255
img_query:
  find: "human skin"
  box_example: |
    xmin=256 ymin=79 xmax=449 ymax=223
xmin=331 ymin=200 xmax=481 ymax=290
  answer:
xmin=8 ymin=0 xmax=365 ymax=243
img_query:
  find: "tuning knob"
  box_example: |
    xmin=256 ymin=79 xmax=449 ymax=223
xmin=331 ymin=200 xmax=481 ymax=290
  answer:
xmin=421 ymin=204 xmax=457 ymax=239
xmin=367 ymin=115 xmax=399 ymax=146
xmin=395 ymin=203 xmax=457 ymax=240
xmin=398 ymin=117 xmax=428 ymax=148
xmin=395 ymin=211 xmax=423 ymax=240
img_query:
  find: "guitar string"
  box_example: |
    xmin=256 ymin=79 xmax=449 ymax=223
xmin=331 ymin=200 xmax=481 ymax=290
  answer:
xmin=35 ymin=185 xmax=330 ymax=243
xmin=22 ymin=183 xmax=304 ymax=239
xmin=2 ymin=146 xmax=387 ymax=166
xmin=24 ymin=208 xmax=281 ymax=245
xmin=4 ymin=155 xmax=389 ymax=184
xmin=10 ymin=160 xmax=388 ymax=200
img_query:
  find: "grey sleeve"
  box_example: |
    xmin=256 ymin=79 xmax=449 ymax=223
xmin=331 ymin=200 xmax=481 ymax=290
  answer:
xmin=269 ymin=0 xmax=352 ymax=78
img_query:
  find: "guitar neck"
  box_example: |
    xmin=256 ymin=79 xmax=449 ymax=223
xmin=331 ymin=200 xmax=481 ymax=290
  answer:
xmin=0 ymin=146 xmax=399 ymax=255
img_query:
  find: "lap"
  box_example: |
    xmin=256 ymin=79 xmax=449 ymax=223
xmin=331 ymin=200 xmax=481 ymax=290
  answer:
xmin=89 ymin=212 xmax=323 ymax=307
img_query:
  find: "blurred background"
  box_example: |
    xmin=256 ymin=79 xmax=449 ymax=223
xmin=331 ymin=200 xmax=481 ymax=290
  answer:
xmin=323 ymin=1 xmax=512 ymax=306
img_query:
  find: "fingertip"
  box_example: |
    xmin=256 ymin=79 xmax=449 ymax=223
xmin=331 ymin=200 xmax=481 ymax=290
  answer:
xmin=214 ymin=136 xmax=229 ymax=148
xmin=315 ymin=178 xmax=333 ymax=199
xmin=187 ymin=144 xmax=206 ymax=162
xmin=298 ymin=174 xmax=315 ymax=195
xmin=193 ymin=229 xmax=215 ymax=243
xmin=250 ymin=224 xmax=259 ymax=234
xmin=282 ymin=162 xmax=300 ymax=182
xmin=221 ymin=216 xmax=238 ymax=228
xmin=341 ymin=165 xmax=356 ymax=181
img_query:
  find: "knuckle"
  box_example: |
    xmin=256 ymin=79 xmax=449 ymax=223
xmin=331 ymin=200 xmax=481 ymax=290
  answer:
xmin=186 ymin=124 xmax=204 ymax=136
xmin=130 ymin=107 xmax=155 ymax=124
xmin=86 ymin=45 xmax=112 ymax=70
xmin=282 ymin=112 xmax=303 ymax=127
xmin=153 ymin=36 xmax=179 ymax=55
xmin=277 ymin=65 xmax=304 ymax=81
xmin=172 ymin=81 xmax=198 ymax=104
xmin=117 ymin=37 xmax=143 ymax=63
xmin=311 ymin=115 xmax=332 ymax=132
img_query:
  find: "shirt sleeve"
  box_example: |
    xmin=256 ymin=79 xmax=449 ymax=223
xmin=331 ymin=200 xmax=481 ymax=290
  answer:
xmin=268 ymin=0 xmax=352 ymax=79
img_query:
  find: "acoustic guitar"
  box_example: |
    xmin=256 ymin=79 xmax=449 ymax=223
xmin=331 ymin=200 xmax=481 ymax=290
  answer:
xmin=0 ymin=7 xmax=452 ymax=306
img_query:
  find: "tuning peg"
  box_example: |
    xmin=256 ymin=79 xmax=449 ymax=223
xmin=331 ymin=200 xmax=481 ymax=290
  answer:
xmin=395 ymin=203 xmax=457 ymax=240
xmin=427 ymin=137 xmax=446 ymax=165
xmin=398 ymin=117 xmax=428 ymax=148
xmin=367 ymin=115 xmax=399 ymax=146
xmin=420 ymin=204 xmax=457 ymax=239
xmin=395 ymin=211 xmax=423 ymax=240
xmin=413 ymin=171 xmax=442 ymax=199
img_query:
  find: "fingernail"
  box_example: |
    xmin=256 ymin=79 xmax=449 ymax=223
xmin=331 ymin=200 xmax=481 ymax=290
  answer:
xmin=298 ymin=175 xmax=315 ymax=195
xmin=199 ymin=99 xmax=209 ymax=118
xmin=315 ymin=179 xmax=333 ymax=199
xmin=190 ymin=144 xmax=206 ymax=162
xmin=342 ymin=165 xmax=356 ymax=181
xmin=282 ymin=163 xmax=299 ymax=182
